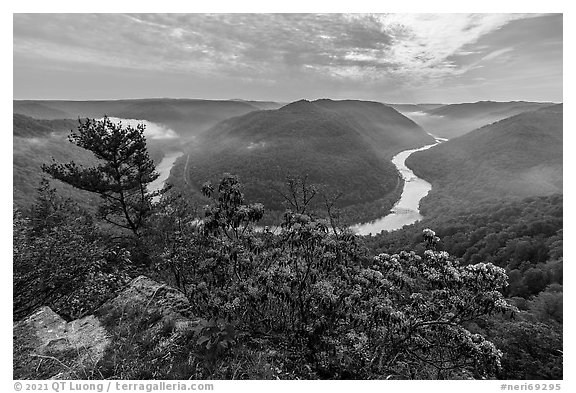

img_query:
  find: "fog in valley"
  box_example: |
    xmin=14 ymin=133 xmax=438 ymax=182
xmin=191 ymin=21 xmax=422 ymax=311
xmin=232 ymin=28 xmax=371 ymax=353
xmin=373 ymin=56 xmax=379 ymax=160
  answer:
xmin=12 ymin=12 xmax=564 ymax=384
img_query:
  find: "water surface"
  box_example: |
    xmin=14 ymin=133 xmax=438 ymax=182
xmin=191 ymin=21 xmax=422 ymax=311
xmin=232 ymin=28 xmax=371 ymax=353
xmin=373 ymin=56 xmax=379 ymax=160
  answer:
xmin=149 ymin=135 xmax=446 ymax=234
xmin=351 ymin=136 xmax=445 ymax=235
xmin=148 ymin=151 xmax=184 ymax=202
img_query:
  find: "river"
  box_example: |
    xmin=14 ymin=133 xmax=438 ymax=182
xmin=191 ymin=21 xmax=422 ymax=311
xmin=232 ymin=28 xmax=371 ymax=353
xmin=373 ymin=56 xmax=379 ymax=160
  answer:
xmin=148 ymin=151 xmax=184 ymax=202
xmin=350 ymin=135 xmax=447 ymax=235
xmin=150 ymin=134 xmax=446 ymax=235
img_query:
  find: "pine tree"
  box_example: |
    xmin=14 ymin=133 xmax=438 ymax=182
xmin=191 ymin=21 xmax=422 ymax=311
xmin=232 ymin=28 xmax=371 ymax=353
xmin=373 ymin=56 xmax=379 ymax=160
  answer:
xmin=42 ymin=116 xmax=160 ymax=236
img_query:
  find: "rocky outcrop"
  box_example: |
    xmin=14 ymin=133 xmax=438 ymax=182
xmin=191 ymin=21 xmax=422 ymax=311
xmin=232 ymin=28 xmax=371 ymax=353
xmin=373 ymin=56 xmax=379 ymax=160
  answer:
xmin=13 ymin=275 xmax=195 ymax=380
xmin=13 ymin=307 xmax=110 ymax=379
xmin=96 ymin=276 xmax=191 ymax=320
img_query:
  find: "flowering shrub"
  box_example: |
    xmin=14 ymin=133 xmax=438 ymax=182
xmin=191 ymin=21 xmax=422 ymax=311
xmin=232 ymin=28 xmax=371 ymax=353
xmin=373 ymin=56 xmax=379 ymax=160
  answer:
xmin=152 ymin=175 xmax=516 ymax=379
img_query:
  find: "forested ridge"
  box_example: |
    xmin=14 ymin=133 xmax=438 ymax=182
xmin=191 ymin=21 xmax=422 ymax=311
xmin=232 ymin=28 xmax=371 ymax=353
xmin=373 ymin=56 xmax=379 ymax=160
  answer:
xmin=13 ymin=99 xmax=264 ymax=137
xmin=397 ymin=101 xmax=555 ymax=139
xmin=405 ymin=105 xmax=562 ymax=216
xmin=13 ymin=117 xmax=562 ymax=380
xmin=170 ymin=99 xmax=433 ymax=225
xmin=364 ymin=194 xmax=563 ymax=379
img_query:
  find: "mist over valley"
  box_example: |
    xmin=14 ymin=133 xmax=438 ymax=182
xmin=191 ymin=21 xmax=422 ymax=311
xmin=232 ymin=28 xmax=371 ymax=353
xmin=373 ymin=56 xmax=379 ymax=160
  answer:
xmin=12 ymin=12 xmax=564 ymax=382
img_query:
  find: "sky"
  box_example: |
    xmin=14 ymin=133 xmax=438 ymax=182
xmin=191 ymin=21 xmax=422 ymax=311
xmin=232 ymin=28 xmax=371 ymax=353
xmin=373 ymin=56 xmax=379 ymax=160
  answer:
xmin=13 ymin=13 xmax=563 ymax=104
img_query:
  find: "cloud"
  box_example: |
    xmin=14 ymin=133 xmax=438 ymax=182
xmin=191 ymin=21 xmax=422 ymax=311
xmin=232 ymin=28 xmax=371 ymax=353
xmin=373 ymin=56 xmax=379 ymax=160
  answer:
xmin=104 ymin=118 xmax=178 ymax=140
xmin=480 ymin=47 xmax=514 ymax=62
xmin=337 ymin=14 xmax=532 ymax=82
xmin=13 ymin=13 xmax=554 ymax=98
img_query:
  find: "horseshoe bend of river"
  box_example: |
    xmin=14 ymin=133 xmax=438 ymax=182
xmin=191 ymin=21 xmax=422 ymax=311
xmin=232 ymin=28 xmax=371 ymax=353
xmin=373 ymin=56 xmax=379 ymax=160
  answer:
xmin=351 ymin=135 xmax=447 ymax=235
xmin=148 ymin=134 xmax=447 ymax=234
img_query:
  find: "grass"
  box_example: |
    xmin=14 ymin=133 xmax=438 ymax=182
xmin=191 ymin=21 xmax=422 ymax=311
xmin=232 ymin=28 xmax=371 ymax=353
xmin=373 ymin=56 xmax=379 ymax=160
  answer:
xmin=13 ymin=322 xmax=100 ymax=379
xmin=91 ymin=304 xmax=314 ymax=379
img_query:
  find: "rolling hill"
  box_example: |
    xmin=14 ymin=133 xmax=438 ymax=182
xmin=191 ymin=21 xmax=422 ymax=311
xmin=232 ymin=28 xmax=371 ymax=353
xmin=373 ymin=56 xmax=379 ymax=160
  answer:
xmin=13 ymin=115 xmax=101 ymax=210
xmin=12 ymin=97 xmax=267 ymax=214
xmin=398 ymin=101 xmax=556 ymax=139
xmin=388 ymin=103 xmax=444 ymax=112
xmin=14 ymin=99 xmax=264 ymax=138
xmin=13 ymin=114 xmax=78 ymax=138
xmin=12 ymin=102 xmax=72 ymax=120
xmin=171 ymin=99 xmax=434 ymax=224
xmin=13 ymin=114 xmax=170 ymax=211
xmin=312 ymin=99 xmax=435 ymax=158
xmin=230 ymin=100 xmax=284 ymax=110
xmin=428 ymin=101 xmax=553 ymax=119
xmin=405 ymin=104 xmax=563 ymax=216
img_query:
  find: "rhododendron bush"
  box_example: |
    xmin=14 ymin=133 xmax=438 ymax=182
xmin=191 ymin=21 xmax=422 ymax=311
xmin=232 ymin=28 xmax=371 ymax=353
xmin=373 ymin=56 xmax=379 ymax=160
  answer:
xmin=151 ymin=174 xmax=516 ymax=379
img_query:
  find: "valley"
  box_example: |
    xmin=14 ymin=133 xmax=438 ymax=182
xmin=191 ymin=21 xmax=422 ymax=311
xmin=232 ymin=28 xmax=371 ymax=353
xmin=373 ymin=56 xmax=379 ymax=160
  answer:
xmin=13 ymin=12 xmax=564 ymax=382
xmin=12 ymin=97 xmax=564 ymax=381
xmin=406 ymin=104 xmax=563 ymax=217
xmin=13 ymin=99 xmax=562 ymax=231
xmin=351 ymin=134 xmax=447 ymax=235
xmin=163 ymin=99 xmax=434 ymax=225
xmin=147 ymin=151 xmax=185 ymax=202
xmin=395 ymin=101 xmax=554 ymax=139
xmin=14 ymin=98 xmax=278 ymax=138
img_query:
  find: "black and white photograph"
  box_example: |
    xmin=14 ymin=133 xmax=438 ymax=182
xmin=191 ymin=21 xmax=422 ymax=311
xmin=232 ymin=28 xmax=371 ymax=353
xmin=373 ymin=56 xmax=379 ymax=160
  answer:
xmin=10 ymin=6 xmax=567 ymax=387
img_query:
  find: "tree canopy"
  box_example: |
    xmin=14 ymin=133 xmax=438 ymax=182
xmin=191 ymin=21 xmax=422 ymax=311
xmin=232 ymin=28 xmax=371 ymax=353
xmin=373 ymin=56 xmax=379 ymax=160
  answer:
xmin=42 ymin=116 xmax=160 ymax=236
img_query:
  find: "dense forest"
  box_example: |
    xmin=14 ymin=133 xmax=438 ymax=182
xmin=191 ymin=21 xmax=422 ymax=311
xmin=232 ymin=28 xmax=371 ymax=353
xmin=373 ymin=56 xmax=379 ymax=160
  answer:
xmin=13 ymin=117 xmax=562 ymax=380
xmin=13 ymin=114 xmax=175 ymax=209
xmin=364 ymin=195 xmax=563 ymax=379
xmin=405 ymin=105 xmax=562 ymax=216
xmin=172 ymin=99 xmax=433 ymax=225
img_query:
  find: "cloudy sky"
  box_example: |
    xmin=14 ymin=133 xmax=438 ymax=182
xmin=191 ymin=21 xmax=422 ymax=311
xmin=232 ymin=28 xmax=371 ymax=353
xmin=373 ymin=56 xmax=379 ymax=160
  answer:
xmin=13 ymin=13 xmax=562 ymax=103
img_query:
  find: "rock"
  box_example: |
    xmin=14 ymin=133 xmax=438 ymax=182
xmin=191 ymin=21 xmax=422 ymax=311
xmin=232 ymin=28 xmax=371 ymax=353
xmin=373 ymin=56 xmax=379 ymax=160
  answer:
xmin=96 ymin=275 xmax=191 ymax=320
xmin=19 ymin=307 xmax=68 ymax=344
xmin=13 ymin=307 xmax=110 ymax=379
xmin=13 ymin=275 xmax=194 ymax=380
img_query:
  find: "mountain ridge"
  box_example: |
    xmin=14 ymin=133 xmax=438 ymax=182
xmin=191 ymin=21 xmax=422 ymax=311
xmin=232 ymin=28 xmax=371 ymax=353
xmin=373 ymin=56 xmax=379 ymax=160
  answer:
xmin=398 ymin=100 xmax=558 ymax=139
xmin=405 ymin=105 xmax=562 ymax=216
xmin=13 ymin=99 xmax=265 ymax=137
xmin=171 ymin=99 xmax=434 ymax=223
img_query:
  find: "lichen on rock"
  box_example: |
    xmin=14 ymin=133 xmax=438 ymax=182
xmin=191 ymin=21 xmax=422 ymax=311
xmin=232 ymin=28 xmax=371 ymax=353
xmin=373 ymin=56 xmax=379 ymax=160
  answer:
xmin=13 ymin=275 xmax=196 ymax=380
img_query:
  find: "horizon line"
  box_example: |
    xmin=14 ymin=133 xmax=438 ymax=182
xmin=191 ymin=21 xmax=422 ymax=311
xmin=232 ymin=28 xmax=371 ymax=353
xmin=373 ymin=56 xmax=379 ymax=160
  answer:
xmin=12 ymin=97 xmax=562 ymax=106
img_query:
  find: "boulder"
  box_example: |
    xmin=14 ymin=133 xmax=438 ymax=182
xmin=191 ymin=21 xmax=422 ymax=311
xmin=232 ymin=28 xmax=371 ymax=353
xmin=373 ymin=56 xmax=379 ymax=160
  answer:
xmin=13 ymin=307 xmax=109 ymax=379
xmin=13 ymin=275 xmax=194 ymax=379
xmin=96 ymin=275 xmax=191 ymax=320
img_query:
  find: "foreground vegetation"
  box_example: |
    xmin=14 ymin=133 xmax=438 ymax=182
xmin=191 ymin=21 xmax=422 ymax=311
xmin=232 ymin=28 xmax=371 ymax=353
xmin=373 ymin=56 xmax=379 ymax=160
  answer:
xmin=364 ymin=195 xmax=563 ymax=379
xmin=13 ymin=118 xmax=562 ymax=379
xmin=15 ymin=175 xmax=517 ymax=379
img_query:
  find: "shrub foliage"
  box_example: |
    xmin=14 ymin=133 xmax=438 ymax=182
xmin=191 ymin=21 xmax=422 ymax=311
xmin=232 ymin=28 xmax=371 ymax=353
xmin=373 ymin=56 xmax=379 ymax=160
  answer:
xmin=14 ymin=125 xmax=560 ymax=380
xmin=147 ymin=174 xmax=515 ymax=379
